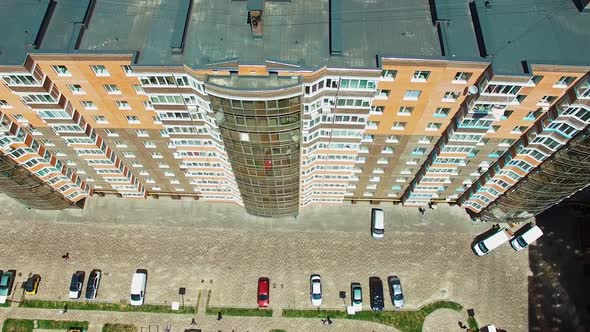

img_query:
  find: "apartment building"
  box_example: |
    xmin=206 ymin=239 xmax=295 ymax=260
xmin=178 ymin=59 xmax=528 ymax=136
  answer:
xmin=0 ymin=0 xmax=588 ymax=219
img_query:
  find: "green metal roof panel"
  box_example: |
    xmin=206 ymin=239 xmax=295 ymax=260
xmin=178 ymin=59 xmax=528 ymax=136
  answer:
xmin=329 ymin=0 xmax=343 ymax=56
xmin=0 ymin=0 xmax=49 ymax=64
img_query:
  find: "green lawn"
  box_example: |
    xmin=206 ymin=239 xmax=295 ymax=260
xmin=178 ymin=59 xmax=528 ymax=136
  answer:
xmin=206 ymin=306 xmax=273 ymax=317
xmin=2 ymin=319 xmax=88 ymax=332
xmin=269 ymin=330 xmax=287 ymax=332
xmin=467 ymin=315 xmax=480 ymax=331
xmin=102 ymin=323 xmax=137 ymax=332
xmin=283 ymin=301 xmax=463 ymax=332
xmin=0 ymin=301 xmax=11 ymax=307
xmin=20 ymin=299 xmax=196 ymax=314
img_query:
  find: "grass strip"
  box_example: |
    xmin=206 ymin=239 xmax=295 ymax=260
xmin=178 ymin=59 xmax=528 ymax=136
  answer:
xmin=206 ymin=306 xmax=273 ymax=317
xmin=102 ymin=323 xmax=138 ymax=332
xmin=467 ymin=315 xmax=480 ymax=331
xmin=282 ymin=300 xmax=463 ymax=332
xmin=20 ymin=299 xmax=196 ymax=314
xmin=2 ymin=319 xmax=88 ymax=332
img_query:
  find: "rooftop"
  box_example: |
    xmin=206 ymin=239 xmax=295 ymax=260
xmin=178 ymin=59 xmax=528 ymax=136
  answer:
xmin=0 ymin=0 xmax=588 ymax=74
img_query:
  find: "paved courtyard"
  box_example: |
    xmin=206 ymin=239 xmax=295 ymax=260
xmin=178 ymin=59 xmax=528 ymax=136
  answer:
xmin=0 ymin=195 xmax=530 ymax=331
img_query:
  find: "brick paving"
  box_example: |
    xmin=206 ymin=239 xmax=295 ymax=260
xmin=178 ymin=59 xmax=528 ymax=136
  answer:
xmin=0 ymin=195 xmax=529 ymax=331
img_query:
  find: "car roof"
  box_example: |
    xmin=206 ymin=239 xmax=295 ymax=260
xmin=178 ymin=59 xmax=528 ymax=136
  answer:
xmin=312 ymin=280 xmax=321 ymax=293
xmin=521 ymin=225 xmax=543 ymax=242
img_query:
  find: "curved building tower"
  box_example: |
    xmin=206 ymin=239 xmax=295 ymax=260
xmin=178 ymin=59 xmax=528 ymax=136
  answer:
xmin=206 ymin=75 xmax=302 ymax=217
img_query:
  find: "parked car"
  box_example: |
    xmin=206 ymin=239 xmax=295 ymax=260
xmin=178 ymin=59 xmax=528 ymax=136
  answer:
xmin=69 ymin=271 xmax=85 ymax=299
xmin=351 ymin=282 xmax=362 ymax=311
xmin=388 ymin=275 xmax=405 ymax=308
xmin=0 ymin=270 xmax=16 ymax=304
xmin=510 ymin=223 xmax=543 ymax=251
xmin=24 ymin=274 xmax=41 ymax=295
xmin=310 ymin=274 xmax=322 ymax=307
xmin=371 ymin=208 xmax=384 ymax=239
xmin=85 ymin=269 xmax=101 ymax=300
xmin=369 ymin=276 xmax=384 ymax=311
xmin=130 ymin=269 xmax=147 ymax=306
xmin=257 ymin=277 xmax=270 ymax=307
xmin=472 ymin=227 xmax=511 ymax=256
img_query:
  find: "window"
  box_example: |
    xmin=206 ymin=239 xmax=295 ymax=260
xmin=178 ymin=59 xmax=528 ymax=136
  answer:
xmin=434 ymin=107 xmax=450 ymax=117
xmin=67 ymin=84 xmax=85 ymax=94
xmin=391 ymin=122 xmax=406 ymax=130
xmin=126 ymin=115 xmax=140 ymax=124
xmin=412 ymin=147 xmax=426 ymax=155
xmin=22 ymin=94 xmax=56 ymax=103
xmin=530 ymin=75 xmax=543 ymax=85
xmin=114 ymin=141 xmax=127 ymax=148
xmin=135 ymin=129 xmax=149 ymax=137
xmin=144 ymin=141 xmax=156 ymax=148
xmin=151 ymin=152 xmax=163 ymax=159
xmin=386 ymin=135 xmax=399 ymax=143
xmin=426 ymin=122 xmax=442 ymax=131
xmin=81 ymin=101 xmax=96 ymax=110
xmin=538 ymin=95 xmax=557 ymax=105
xmin=132 ymin=85 xmax=144 ymax=94
xmin=131 ymin=161 xmax=143 ymax=168
xmin=404 ymin=90 xmax=421 ymax=100
xmin=104 ymin=129 xmax=119 ymax=137
xmin=453 ymin=72 xmax=472 ymax=83
xmin=511 ymin=126 xmax=527 ymax=134
xmin=406 ymin=159 xmax=418 ymax=165
xmin=93 ymin=115 xmax=108 ymax=124
xmin=376 ymin=89 xmax=390 ymax=98
xmin=418 ymin=136 xmax=432 ymax=144
xmin=116 ymin=101 xmax=131 ymax=110
xmin=366 ymin=121 xmax=379 ymax=130
xmin=164 ymin=171 xmax=175 ymax=177
xmin=52 ymin=65 xmax=70 ymax=76
xmin=158 ymin=162 xmax=169 ymax=168
xmin=122 ymin=151 xmax=135 ymax=158
xmin=90 ymin=65 xmax=109 ymax=76
xmin=442 ymin=91 xmax=459 ymax=102
xmin=2 ymin=74 xmax=39 ymax=86
xmin=412 ymin=70 xmax=430 ymax=82
xmin=143 ymin=101 xmax=154 ymax=110
xmin=554 ymin=76 xmax=575 ymax=88
xmin=103 ymin=84 xmax=120 ymax=94
xmin=382 ymin=146 xmax=395 ymax=154
xmin=398 ymin=106 xmax=414 ymax=116
xmin=501 ymin=110 xmax=513 ymax=120
xmin=370 ymin=106 xmax=384 ymax=115
xmin=0 ymin=100 xmax=10 ymax=108
xmin=575 ymin=80 xmax=590 ymax=99
xmin=381 ymin=70 xmax=397 ymax=80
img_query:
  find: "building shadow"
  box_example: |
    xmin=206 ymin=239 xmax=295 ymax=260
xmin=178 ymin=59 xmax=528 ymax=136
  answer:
xmin=528 ymin=191 xmax=590 ymax=331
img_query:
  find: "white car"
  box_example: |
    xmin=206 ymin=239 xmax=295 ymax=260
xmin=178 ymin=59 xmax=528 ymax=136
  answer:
xmin=130 ymin=269 xmax=147 ymax=306
xmin=310 ymin=274 xmax=322 ymax=306
xmin=510 ymin=223 xmax=543 ymax=251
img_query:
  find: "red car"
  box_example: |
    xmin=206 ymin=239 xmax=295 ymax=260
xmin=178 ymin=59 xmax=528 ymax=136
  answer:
xmin=257 ymin=277 xmax=270 ymax=307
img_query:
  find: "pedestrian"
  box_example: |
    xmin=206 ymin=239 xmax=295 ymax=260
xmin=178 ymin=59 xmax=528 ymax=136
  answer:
xmin=61 ymin=253 xmax=70 ymax=261
xmin=321 ymin=319 xmax=327 ymax=324
xmin=191 ymin=318 xmax=197 ymax=326
xmin=217 ymin=311 xmax=223 ymax=321
xmin=458 ymin=321 xmax=467 ymax=329
xmin=327 ymin=316 xmax=333 ymax=325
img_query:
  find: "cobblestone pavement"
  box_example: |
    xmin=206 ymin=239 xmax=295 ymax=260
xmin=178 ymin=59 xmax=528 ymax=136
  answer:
xmin=0 ymin=195 xmax=529 ymax=331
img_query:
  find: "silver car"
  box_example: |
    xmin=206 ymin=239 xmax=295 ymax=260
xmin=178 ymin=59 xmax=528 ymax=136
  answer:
xmin=388 ymin=276 xmax=405 ymax=308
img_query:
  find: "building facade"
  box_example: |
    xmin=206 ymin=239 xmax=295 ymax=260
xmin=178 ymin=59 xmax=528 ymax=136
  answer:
xmin=0 ymin=0 xmax=589 ymax=219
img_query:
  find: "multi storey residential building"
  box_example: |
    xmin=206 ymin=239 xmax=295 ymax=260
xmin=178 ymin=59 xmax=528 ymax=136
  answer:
xmin=0 ymin=0 xmax=589 ymax=219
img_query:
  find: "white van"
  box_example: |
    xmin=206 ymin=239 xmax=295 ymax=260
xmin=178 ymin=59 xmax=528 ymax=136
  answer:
xmin=510 ymin=223 xmax=543 ymax=251
xmin=129 ymin=270 xmax=147 ymax=306
xmin=371 ymin=208 xmax=384 ymax=239
xmin=472 ymin=228 xmax=511 ymax=256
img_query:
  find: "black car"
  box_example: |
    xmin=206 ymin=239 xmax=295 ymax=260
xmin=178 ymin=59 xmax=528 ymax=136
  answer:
xmin=85 ymin=269 xmax=101 ymax=300
xmin=369 ymin=276 xmax=384 ymax=311
xmin=68 ymin=271 xmax=85 ymax=299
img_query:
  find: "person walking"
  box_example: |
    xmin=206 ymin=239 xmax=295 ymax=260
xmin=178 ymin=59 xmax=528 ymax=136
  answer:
xmin=61 ymin=253 xmax=70 ymax=261
xmin=190 ymin=318 xmax=197 ymax=326
xmin=217 ymin=311 xmax=223 ymax=321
